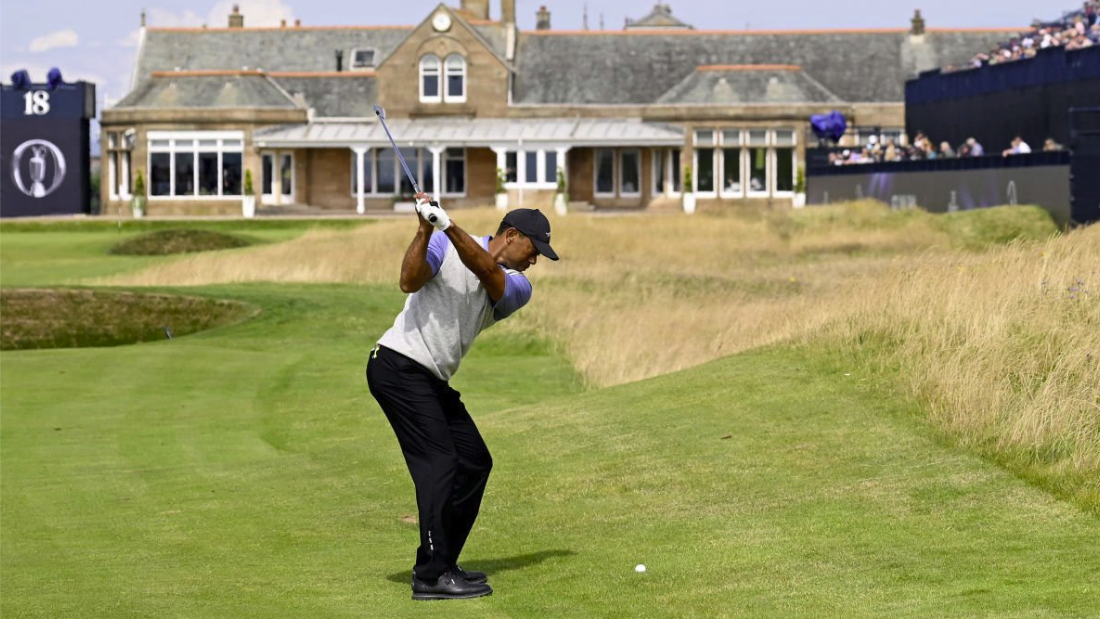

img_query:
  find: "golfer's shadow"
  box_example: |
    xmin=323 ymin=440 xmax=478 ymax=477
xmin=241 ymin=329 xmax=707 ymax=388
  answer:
xmin=385 ymin=549 xmax=576 ymax=583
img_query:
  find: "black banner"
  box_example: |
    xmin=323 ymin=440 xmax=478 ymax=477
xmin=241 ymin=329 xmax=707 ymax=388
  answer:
xmin=0 ymin=82 xmax=94 ymax=217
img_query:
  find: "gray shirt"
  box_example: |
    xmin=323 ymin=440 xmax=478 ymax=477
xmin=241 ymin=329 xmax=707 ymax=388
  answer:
xmin=378 ymin=232 xmax=532 ymax=381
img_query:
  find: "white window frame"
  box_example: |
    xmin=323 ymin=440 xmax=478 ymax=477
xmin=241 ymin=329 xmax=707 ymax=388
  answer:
xmin=350 ymin=48 xmax=376 ymax=71
xmin=146 ymin=131 xmax=244 ymax=201
xmin=442 ymin=147 xmax=467 ymax=197
xmin=693 ymin=129 xmax=717 ymax=197
xmin=419 ymin=54 xmax=441 ymax=104
xmin=745 ymin=129 xmax=770 ymax=199
xmin=351 ymin=147 xmax=451 ymax=196
xmin=504 ymin=149 xmax=558 ymax=189
xmin=772 ymin=130 xmax=797 ymax=197
xmin=443 ymin=54 xmax=466 ymax=103
xmin=619 ymin=149 xmax=641 ymax=197
xmin=593 ymin=148 xmax=616 ymax=197
xmin=718 ymin=129 xmax=744 ymax=200
xmin=652 ymin=149 xmax=665 ymax=196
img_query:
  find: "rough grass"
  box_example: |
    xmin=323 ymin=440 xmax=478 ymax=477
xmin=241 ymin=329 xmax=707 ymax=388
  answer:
xmin=108 ymin=229 xmax=252 ymax=255
xmin=0 ymin=288 xmax=256 ymax=350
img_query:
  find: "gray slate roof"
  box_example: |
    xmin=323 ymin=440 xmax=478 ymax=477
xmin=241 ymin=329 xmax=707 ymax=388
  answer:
xmin=513 ymin=30 xmax=1010 ymax=104
xmin=135 ymin=27 xmax=413 ymax=75
xmin=273 ymin=76 xmax=377 ymax=117
xmin=655 ymin=67 xmax=841 ymax=104
xmin=114 ymin=73 xmax=298 ymax=108
xmin=254 ymin=117 xmax=684 ymax=147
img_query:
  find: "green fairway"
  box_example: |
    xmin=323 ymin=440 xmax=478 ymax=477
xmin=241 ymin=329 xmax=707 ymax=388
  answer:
xmin=2 ymin=219 xmax=1097 ymax=618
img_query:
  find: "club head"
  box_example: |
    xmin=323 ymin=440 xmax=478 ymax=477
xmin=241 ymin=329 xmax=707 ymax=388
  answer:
xmin=373 ymin=104 xmax=386 ymax=120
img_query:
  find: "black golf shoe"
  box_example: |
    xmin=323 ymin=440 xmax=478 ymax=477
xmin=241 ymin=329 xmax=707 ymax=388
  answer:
xmin=413 ymin=565 xmax=488 ymax=584
xmin=411 ymin=571 xmax=493 ymax=601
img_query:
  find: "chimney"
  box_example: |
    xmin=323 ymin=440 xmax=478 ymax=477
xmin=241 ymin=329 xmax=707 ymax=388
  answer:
xmin=335 ymin=50 xmax=343 ymax=72
xmin=910 ymin=9 xmax=926 ymax=35
xmin=228 ymin=4 xmax=244 ymax=28
xmin=502 ymin=0 xmax=515 ymax=24
xmin=536 ymin=6 xmax=551 ymax=30
xmin=280 ymin=19 xmax=287 ymax=28
xmin=295 ymin=19 xmax=301 ymax=27
xmin=460 ymin=0 xmax=490 ymax=20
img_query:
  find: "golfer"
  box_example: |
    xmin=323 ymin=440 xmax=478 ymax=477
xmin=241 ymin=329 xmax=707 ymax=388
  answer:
xmin=366 ymin=193 xmax=558 ymax=600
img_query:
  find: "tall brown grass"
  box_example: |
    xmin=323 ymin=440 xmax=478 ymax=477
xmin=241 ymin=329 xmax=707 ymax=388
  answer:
xmin=100 ymin=202 xmax=1098 ymax=509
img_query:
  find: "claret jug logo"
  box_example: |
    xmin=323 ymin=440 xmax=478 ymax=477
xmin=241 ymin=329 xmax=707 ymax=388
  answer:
xmin=11 ymin=139 xmax=67 ymax=198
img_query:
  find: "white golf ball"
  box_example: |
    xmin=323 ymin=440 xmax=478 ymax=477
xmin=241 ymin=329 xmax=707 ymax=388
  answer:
xmin=635 ymin=564 xmax=646 ymax=573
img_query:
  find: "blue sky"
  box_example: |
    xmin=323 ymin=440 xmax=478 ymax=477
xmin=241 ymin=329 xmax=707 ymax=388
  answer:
xmin=0 ymin=0 xmax=1057 ymax=105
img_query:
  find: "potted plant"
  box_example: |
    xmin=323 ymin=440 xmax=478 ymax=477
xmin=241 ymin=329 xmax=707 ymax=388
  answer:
xmin=553 ymin=166 xmax=568 ymax=216
xmin=495 ymin=167 xmax=508 ymax=210
xmin=130 ymin=170 xmax=146 ymax=219
xmin=242 ymin=169 xmax=256 ymax=218
xmin=682 ymin=166 xmax=696 ymax=214
xmin=792 ymin=165 xmax=806 ymax=208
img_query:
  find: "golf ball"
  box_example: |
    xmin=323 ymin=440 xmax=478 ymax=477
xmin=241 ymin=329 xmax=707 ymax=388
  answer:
xmin=635 ymin=564 xmax=646 ymax=573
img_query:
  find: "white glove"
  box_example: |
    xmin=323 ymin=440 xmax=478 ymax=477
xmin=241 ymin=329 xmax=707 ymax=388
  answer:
xmin=416 ymin=199 xmax=451 ymax=231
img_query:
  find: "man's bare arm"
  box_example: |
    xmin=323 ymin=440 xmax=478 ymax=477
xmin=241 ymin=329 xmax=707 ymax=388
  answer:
xmin=399 ymin=218 xmax=436 ymax=293
xmin=444 ymin=221 xmax=506 ymax=302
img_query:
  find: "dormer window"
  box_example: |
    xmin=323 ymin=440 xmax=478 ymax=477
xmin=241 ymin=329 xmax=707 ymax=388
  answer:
xmin=444 ymin=54 xmax=466 ymax=103
xmin=420 ymin=54 xmax=441 ymax=103
xmin=351 ymin=48 xmax=375 ymax=70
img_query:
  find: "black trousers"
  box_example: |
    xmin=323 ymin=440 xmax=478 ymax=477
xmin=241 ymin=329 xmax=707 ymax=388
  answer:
xmin=366 ymin=345 xmax=493 ymax=582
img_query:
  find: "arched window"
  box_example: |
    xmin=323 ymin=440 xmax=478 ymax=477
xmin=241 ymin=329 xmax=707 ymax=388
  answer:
xmin=444 ymin=54 xmax=466 ymax=103
xmin=419 ymin=55 xmax=440 ymax=103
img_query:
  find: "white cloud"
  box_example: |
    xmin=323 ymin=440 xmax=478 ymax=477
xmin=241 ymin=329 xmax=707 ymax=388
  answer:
xmin=206 ymin=0 xmax=295 ymax=28
xmin=146 ymin=7 xmax=205 ymax=28
xmin=28 ymin=29 xmax=80 ymax=53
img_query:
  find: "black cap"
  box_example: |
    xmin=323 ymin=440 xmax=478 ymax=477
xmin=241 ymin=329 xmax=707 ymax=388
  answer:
xmin=501 ymin=209 xmax=559 ymax=261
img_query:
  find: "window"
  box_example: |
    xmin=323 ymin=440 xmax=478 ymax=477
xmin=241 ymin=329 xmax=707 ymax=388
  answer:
xmin=108 ymin=151 xmax=118 ymax=199
xmin=351 ymin=147 xmax=451 ymax=195
xmin=695 ymin=129 xmax=715 ymax=146
xmin=147 ymin=132 xmax=244 ymax=199
xmin=722 ymin=147 xmax=741 ymax=195
xmin=444 ymin=54 xmax=466 ymax=102
xmin=695 ymin=148 xmax=715 ymax=193
xmin=595 ymin=149 xmax=614 ymax=195
xmin=748 ymin=147 xmax=767 ymax=194
xmin=262 ymin=154 xmax=274 ymax=195
xmin=420 ymin=55 xmax=440 ymax=103
xmin=120 ymin=151 xmax=131 ymax=198
xmin=505 ymin=151 xmax=518 ymax=183
xmin=351 ymin=48 xmax=375 ymax=70
xmin=671 ymin=150 xmax=681 ymax=193
xmin=443 ymin=148 xmax=465 ymax=195
xmin=280 ymin=154 xmax=294 ymax=198
xmin=524 ymin=151 xmax=538 ymax=183
xmin=775 ymin=148 xmax=795 ymax=193
xmin=620 ymin=150 xmax=640 ymax=195
xmin=544 ymin=151 xmax=557 ymax=186
xmin=377 ymin=148 xmax=396 ymax=193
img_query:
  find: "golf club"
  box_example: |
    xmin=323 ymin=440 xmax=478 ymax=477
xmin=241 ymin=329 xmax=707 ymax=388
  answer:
xmin=373 ymin=104 xmax=438 ymax=223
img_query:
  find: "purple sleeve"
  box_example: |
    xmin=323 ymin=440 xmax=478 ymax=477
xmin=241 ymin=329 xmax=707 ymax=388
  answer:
xmin=425 ymin=231 xmax=450 ymax=276
xmin=493 ymin=270 xmax=532 ymax=321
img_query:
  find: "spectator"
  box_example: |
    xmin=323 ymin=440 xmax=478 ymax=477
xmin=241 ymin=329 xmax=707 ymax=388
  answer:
xmin=966 ymin=137 xmax=985 ymax=156
xmin=940 ymin=141 xmax=957 ymax=157
xmin=1043 ymin=138 xmax=1064 ymax=151
xmin=1003 ymin=136 xmax=1032 ymax=156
